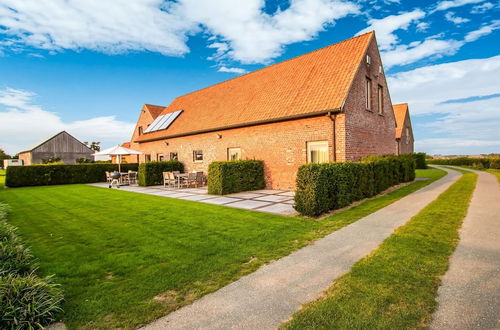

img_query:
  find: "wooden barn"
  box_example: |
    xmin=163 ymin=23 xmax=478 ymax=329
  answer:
xmin=18 ymin=131 xmax=94 ymax=165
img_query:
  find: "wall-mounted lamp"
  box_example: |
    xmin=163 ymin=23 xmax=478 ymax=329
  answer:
xmin=216 ymin=134 xmax=222 ymax=139
xmin=164 ymin=141 xmax=169 ymax=146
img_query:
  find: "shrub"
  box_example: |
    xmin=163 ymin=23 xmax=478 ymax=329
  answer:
xmin=0 ymin=273 xmax=63 ymax=329
xmin=0 ymin=202 xmax=63 ymax=329
xmin=489 ymin=158 xmax=500 ymax=169
xmin=0 ymin=240 xmax=37 ymax=276
xmin=137 ymin=161 xmax=184 ymax=186
xmin=428 ymin=157 xmax=492 ymax=168
xmin=294 ymin=154 xmax=415 ymax=217
xmin=208 ymin=160 xmax=265 ymax=195
xmin=412 ymin=152 xmax=427 ymax=169
xmin=5 ymin=163 xmax=139 ymax=187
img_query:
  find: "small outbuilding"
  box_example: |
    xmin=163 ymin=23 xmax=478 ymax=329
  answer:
xmin=393 ymin=103 xmax=414 ymax=155
xmin=18 ymin=131 xmax=94 ymax=165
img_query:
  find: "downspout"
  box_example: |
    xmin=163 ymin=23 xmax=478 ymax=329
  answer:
xmin=327 ymin=111 xmax=337 ymax=162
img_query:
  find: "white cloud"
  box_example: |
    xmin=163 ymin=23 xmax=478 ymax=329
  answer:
xmin=381 ymin=21 xmax=499 ymax=68
xmin=416 ymin=22 xmax=430 ymax=32
xmin=464 ymin=20 xmax=500 ymax=42
xmin=433 ymin=0 xmax=486 ymax=12
xmin=356 ymin=9 xmax=425 ymax=50
xmin=218 ymin=66 xmax=248 ymax=74
xmin=444 ymin=12 xmax=470 ymax=24
xmin=0 ymin=88 xmax=135 ymax=155
xmin=388 ymin=55 xmax=500 ymax=154
xmin=177 ymin=0 xmax=359 ymax=64
xmin=382 ymin=37 xmax=463 ymax=67
xmin=0 ymin=0 xmax=195 ymax=56
xmin=471 ymin=2 xmax=495 ymax=13
xmin=0 ymin=0 xmax=359 ymax=66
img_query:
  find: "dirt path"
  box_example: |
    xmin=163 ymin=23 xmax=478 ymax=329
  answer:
xmin=431 ymin=168 xmax=500 ymax=329
xmin=142 ymin=167 xmax=461 ymax=330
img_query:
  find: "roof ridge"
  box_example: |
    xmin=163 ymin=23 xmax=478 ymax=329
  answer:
xmin=164 ymin=31 xmax=375 ymax=108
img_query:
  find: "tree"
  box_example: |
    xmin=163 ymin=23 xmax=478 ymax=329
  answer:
xmin=0 ymin=148 xmax=11 ymax=163
xmin=84 ymin=141 xmax=101 ymax=152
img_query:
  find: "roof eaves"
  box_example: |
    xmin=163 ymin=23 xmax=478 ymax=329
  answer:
xmin=134 ymin=108 xmax=341 ymax=143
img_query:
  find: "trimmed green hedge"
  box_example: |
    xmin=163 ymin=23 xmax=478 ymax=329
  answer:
xmin=5 ymin=163 xmax=139 ymax=187
xmin=428 ymin=157 xmax=500 ymax=169
xmin=208 ymin=160 xmax=265 ymax=195
xmin=294 ymin=154 xmax=416 ymax=217
xmin=0 ymin=202 xmax=63 ymax=329
xmin=137 ymin=161 xmax=184 ymax=186
xmin=412 ymin=152 xmax=427 ymax=169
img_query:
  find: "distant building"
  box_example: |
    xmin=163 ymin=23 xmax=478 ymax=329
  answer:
xmin=18 ymin=131 xmax=94 ymax=165
xmin=3 ymin=159 xmax=23 ymax=168
xmin=393 ymin=103 xmax=414 ymax=155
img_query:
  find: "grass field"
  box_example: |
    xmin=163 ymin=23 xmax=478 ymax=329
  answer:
xmin=0 ymin=169 xmax=444 ymax=329
xmin=282 ymin=168 xmax=476 ymax=329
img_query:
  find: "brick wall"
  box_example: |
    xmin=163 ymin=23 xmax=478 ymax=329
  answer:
xmin=131 ymin=115 xmax=344 ymax=190
xmin=398 ymin=112 xmax=414 ymax=154
xmin=342 ymin=37 xmax=397 ymax=161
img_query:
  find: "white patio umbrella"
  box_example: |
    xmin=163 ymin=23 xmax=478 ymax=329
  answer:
xmin=93 ymin=145 xmax=142 ymax=172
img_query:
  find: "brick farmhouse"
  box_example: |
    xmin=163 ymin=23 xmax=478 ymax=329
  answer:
xmin=124 ymin=32 xmax=414 ymax=190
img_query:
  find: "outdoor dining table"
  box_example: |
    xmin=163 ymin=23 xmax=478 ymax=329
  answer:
xmin=174 ymin=173 xmax=188 ymax=188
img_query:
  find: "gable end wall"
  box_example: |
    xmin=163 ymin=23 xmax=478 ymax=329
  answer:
xmin=342 ymin=38 xmax=397 ymax=160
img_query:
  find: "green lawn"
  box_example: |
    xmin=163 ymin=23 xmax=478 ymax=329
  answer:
xmin=0 ymin=169 xmax=444 ymax=329
xmin=282 ymin=168 xmax=476 ymax=329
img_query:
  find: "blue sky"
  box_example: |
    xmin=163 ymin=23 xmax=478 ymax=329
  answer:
xmin=0 ymin=0 xmax=499 ymax=155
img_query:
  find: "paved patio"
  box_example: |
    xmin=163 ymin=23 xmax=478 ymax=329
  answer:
xmin=88 ymin=183 xmax=297 ymax=216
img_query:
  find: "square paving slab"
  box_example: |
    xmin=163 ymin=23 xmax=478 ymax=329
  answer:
xmin=179 ymin=194 xmax=217 ymax=201
xmin=254 ymin=195 xmax=291 ymax=202
xmin=257 ymin=203 xmax=298 ymax=216
xmin=225 ymin=200 xmax=272 ymax=210
xmin=252 ymin=189 xmax=286 ymax=195
xmin=201 ymin=197 xmax=242 ymax=205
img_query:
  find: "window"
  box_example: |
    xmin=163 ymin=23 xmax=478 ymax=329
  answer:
xmin=377 ymin=85 xmax=384 ymax=114
xmin=169 ymin=152 xmax=178 ymax=160
xmin=138 ymin=126 xmax=143 ymax=136
xmin=227 ymin=148 xmax=242 ymax=160
xmin=145 ymin=154 xmax=151 ymax=162
xmin=157 ymin=154 xmax=164 ymax=161
xmin=366 ymin=78 xmax=372 ymax=110
xmin=406 ymin=127 xmax=410 ymax=145
xmin=307 ymin=141 xmax=329 ymax=163
xmin=366 ymin=55 xmax=371 ymax=64
xmin=193 ymin=150 xmax=203 ymax=162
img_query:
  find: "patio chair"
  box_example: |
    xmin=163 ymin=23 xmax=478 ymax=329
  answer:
xmin=163 ymin=172 xmax=175 ymax=188
xmin=127 ymin=171 xmax=138 ymax=185
xmin=183 ymin=172 xmax=198 ymax=188
xmin=195 ymin=171 xmax=204 ymax=187
xmin=168 ymin=172 xmax=179 ymax=188
xmin=105 ymin=171 xmax=112 ymax=185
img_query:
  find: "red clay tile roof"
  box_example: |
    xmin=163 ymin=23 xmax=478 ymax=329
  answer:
xmin=144 ymin=104 xmax=165 ymax=120
xmin=393 ymin=103 xmax=409 ymax=139
xmin=136 ymin=32 xmax=374 ymax=142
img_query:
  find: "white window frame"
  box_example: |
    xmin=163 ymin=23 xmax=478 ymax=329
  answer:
xmin=227 ymin=147 xmax=242 ymax=161
xmin=193 ymin=150 xmax=203 ymax=162
xmin=307 ymin=141 xmax=329 ymax=164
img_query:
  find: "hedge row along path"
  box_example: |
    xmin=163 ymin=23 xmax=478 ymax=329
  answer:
xmin=430 ymin=167 xmax=500 ymax=329
xmin=143 ymin=167 xmax=461 ymax=330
